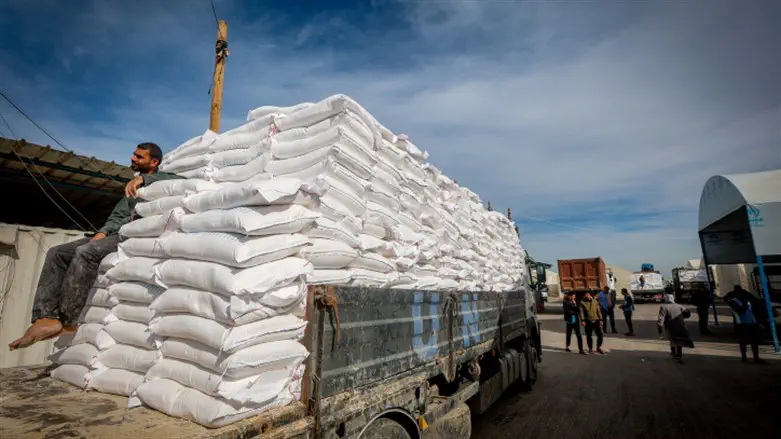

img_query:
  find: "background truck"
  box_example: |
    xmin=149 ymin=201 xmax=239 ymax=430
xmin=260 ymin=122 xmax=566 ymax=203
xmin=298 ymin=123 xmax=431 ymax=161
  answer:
xmin=557 ymin=257 xmax=607 ymax=300
xmin=0 ymin=284 xmax=541 ymax=439
xmin=630 ymin=263 xmax=665 ymax=302
xmin=671 ymin=267 xmax=709 ymax=302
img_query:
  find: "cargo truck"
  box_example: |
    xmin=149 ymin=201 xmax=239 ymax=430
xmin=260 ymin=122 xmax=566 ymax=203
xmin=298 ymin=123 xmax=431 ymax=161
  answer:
xmin=630 ymin=264 xmax=665 ymax=302
xmin=671 ymin=267 xmax=709 ymax=303
xmin=557 ymin=257 xmax=607 ymax=300
xmin=0 ymin=284 xmax=541 ymax=439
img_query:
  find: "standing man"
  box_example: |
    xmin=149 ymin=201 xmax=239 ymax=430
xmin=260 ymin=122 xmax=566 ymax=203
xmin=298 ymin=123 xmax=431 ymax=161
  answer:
xmin=620 ymin=288 xmax=636 ymax=336
xmin=563 ymin=292 xmax=585 ymax=354
xmin=597 ymin=286 xmax=618 ymax=334
xmin=658 ymin=294 xmax=694 ymax=363
xmin=579 ymin=292 xmax=605 ymax=354
xmin=692 ymin=286 xmax=712 ymax=335
xmin=8 ymin=143 xmax=180 ymax=350
xmin=724 ymin=286 xmax=763 ymax=363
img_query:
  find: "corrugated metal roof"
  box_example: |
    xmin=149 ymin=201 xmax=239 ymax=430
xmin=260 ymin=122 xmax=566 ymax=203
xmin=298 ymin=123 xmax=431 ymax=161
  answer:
xmin=0 ymin=138 xmax=134 ymax=230
xmin=0 ymin=223 xmax=85 ymax=368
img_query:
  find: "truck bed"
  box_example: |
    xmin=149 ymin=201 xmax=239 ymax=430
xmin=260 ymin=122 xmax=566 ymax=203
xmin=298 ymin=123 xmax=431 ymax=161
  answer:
xmin=0 ymin=285 xmax=531 ymax=438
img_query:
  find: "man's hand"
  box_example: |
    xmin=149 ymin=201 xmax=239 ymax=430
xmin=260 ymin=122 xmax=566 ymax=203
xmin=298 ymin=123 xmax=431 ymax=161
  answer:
xmin=125 ymin=175 xmax=144 ymax=198
xmin=91 ymin=232 xmax=107 ymax=242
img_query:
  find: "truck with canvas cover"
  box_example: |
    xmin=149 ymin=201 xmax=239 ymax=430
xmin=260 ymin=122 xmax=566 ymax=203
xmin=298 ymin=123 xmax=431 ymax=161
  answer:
xmin=557 ymin=257 xmax=607 ymax=299
xmin=630 ymin=266 xmax=665 ymax=303
xmin=672 ymin=267 xmax=709 ymax=302
xmin=0 ymin=284 xmax=541 ymax=439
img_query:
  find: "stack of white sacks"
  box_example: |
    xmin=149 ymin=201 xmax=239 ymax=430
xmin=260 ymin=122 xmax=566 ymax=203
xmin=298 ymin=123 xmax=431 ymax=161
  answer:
xmin=50 ymin=94 xmax=526 ymax=427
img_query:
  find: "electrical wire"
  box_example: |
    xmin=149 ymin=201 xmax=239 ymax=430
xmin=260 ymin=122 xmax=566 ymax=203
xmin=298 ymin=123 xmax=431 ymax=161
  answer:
xmin=7 ymin=143 xmax=89 ymax=232
xmin=209 ymin=0 xmax=220 ymax=29
xmin=0 ymin=90 xmax=127 ymax=184
xmin=1 ymin=108 xmax=98 ymax=231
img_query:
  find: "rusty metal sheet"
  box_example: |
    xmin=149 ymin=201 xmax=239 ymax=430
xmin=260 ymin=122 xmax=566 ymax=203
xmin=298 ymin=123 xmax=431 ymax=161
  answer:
xmin=316 ymin=286 xmax=528 ymax=398
xmin=557 ymin=258 xmax=607 ymax=292
xmin=0 ymin=365 xmax=310 ymax=439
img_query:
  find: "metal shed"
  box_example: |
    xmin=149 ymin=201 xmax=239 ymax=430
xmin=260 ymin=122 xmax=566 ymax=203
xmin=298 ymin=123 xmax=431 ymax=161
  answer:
xmin=0 ymin=138 xmax=132 ymax=367
xmin=698 ymin=169 xmax=781 ymax=351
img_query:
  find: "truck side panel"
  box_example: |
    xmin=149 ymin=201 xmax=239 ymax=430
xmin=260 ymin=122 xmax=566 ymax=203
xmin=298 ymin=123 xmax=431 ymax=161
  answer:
xmin=557 ymin=258 xmax=606 ymax=292
xmin=313 ymin=286 xmax=528 ymax=398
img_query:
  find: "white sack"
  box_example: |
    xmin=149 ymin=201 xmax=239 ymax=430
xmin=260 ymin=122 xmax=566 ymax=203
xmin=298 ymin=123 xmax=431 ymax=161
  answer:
xmin=155 ymin=257 xmax=313 ymax=296
xmin=299 ymin=238 xmax=358 ymax=269
xmin=87 ymin=288 xmax=119 ymax=308
xmin=137 ymin=179 xmax=221 ymax=201
xmin=97 ymin=344 xmax=161 ymax=373
xmin=70 ymin=323 xmax=116 ymax=350
xmin=104 ymin=320 xmax=158 ymax=349
xmin=160 ymin=338 xmax=309 ymax=379
xmin=183 ymin=178 xmax=325 ymax=213
xmin=106 ymin=257 xmax=162 ymax=284
xmin=134 ymin=377 xmax=298 ymax=428
xmin=145 ymin=357 xmax=304 ymax=404
xmin=150 ymin=286 xmax=301 ymax=325
xmin=180 ymin=205 xmax=320 ymax=236
xmin=349 ymin=269 xmax=395 ymax=288
xmin=135 ymin=195 xmax=186 ymax=217
xmin=111 ymin=303 xmax=156 ymax=325
xmin=303 ymin=217 xmax=360 ymax=248
xmin=108 ymin=282 xmax=165 ymax=304
xmin=119 ymin=210 xmax=183 ymax=238
xmin=51 ymin=364 xmax=90 ymax=389
xmin=51 ymin=343 xmax=99 ymax=367
xmin=348 ymin=253 xmax=395 ymax=273
xmin=306 ymin=269 xmax=353 ymax=285
xmin=79 ymin=306 xmax=118 ymax=325
xmin=99 ymin=253 xmax=120 ymax=274
xmin=89 ymin=369 xmax=145 ymax=396
xmin=149 ymin=314 xmax=306 ymax=353
xmin=160 ymin=232 xmax=311 ymax=268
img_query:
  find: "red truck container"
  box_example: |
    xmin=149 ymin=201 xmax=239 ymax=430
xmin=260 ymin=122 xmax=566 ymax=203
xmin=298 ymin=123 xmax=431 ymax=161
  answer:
xmin=558 ymin=258 xmax=607 ymax=296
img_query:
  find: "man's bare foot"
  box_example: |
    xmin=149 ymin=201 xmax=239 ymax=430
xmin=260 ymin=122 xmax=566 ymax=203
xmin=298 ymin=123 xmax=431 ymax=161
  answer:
xmin=8 ymin=318 xmax=64 ymax=350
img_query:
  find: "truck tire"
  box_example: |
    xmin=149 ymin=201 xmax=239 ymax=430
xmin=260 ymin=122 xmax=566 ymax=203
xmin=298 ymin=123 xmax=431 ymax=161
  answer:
xmin=360 ymin=418 xmax=412 ymax=439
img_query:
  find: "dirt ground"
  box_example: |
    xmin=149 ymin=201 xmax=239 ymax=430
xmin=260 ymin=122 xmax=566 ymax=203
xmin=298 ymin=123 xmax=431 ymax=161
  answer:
xmin=471 ymin=302 xmax=781 ymax=439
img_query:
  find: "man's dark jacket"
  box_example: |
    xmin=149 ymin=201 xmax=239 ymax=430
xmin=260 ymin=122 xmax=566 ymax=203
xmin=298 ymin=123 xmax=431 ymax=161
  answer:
xmin=98 ymin=171 xmax=181 ymax=235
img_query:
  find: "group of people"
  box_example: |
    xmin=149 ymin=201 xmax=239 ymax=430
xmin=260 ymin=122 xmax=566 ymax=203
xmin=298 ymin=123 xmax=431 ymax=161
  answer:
xmin=562 ymin=286 xmax=635 ymax=355
xmin=562 ymin=284 xmax=768 ymax=364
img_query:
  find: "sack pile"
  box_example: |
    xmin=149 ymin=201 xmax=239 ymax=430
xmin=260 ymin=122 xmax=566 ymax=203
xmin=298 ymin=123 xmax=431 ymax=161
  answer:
xmin=50 ymin=253 xmax=123 ymax=391
xmin=51 ymin=94 xmax=526 ymax=428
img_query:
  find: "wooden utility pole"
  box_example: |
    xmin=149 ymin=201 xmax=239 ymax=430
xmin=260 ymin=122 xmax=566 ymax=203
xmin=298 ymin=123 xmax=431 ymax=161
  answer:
xmin=209 ymin=20 xmax=229 ymax=133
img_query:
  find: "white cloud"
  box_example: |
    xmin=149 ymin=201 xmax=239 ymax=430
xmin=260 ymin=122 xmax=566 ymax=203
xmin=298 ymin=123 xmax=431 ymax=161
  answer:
xmin=2 ymin=0 xmax=779 ymax=275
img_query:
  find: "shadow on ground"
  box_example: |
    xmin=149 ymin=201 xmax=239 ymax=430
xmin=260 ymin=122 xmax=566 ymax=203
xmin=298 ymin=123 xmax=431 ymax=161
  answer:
xmin=471 ymin=349 xmax=781 ymax=439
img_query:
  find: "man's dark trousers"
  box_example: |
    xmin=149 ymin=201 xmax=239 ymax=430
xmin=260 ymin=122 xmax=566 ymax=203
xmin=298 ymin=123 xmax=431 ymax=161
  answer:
xmin=32 ymin=236 xmax=120 ymax=325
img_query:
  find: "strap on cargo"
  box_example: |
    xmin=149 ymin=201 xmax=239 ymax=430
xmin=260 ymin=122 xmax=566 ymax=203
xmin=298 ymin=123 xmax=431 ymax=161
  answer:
xmin=315 ymin=287 xmax=340 ymax=352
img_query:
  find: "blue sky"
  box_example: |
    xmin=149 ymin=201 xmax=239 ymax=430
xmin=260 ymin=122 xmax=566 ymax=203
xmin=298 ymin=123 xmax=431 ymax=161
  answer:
xmin=1 ymin=0 xmax=780 ymax=275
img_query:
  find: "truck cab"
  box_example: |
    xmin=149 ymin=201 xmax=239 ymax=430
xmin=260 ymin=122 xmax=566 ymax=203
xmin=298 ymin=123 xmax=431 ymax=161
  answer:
xmin=671 ymin=267 xmax=709 ymax=303
xmin=526 ymin=255 xmax=551 ymax=309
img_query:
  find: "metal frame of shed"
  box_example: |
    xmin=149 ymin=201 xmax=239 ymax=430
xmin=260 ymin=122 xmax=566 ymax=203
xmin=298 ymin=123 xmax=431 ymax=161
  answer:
xmin=698 ymin=169 xmax=781 ymax=352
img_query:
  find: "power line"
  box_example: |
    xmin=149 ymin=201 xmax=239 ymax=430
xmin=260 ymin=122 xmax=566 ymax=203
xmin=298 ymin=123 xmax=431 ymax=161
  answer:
xmin=209 ymin=0 xmax=220 ymax=29
xmin=0 ymin=90 xmax=127 ymax=185
xmin=7 ymin=143 xmax=89 ymax=232
xmin=0 ymin=109 xmax=15 ymax=137
xmin=1 ymin=107 xmax=98 ymax=231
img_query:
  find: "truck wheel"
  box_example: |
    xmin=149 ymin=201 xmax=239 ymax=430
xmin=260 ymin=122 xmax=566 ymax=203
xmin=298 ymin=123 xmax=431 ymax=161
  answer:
xmin=361 ymin=418 xmax=412 ymax=439
xmin=527 ymin=344 xmax=539 ymax=385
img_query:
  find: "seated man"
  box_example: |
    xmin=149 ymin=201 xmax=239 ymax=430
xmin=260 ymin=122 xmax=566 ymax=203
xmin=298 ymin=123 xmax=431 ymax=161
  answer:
xmin=8 ymin=142 xmax=180 ymax=350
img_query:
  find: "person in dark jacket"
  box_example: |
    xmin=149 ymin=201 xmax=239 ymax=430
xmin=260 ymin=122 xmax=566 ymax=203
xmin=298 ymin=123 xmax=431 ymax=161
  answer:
xmin=579 ymin=292 xmax=605 ymax=354
xmin=724 ymin=286 xmax=764 ymax=363
xmin=620 ymin=288 xmax=636 ymax=336
xmin=563 ymin=292 xmax=585 ymax=354
xmin=597 ymin=286 xmax=618 ymax=334
xmin=9 ymin=143 xmax=180 ymax=350
xmin=691 ymin=286 xmax=712 ymax=335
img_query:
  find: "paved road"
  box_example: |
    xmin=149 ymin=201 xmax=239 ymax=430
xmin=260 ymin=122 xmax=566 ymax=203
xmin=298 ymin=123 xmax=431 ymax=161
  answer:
xmin=471 ymin=303 xmax=781 ymax=439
